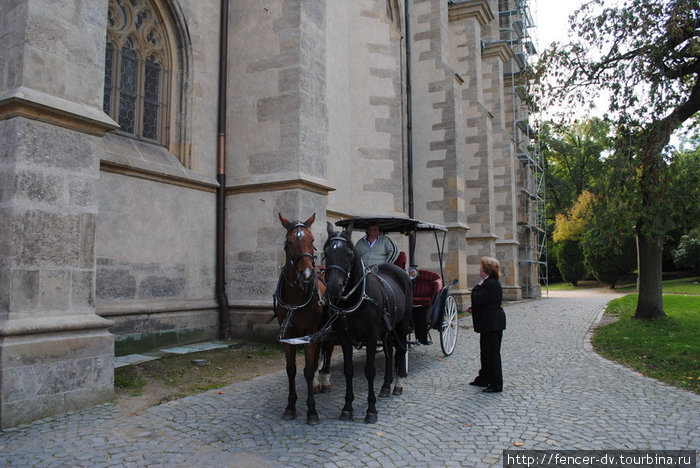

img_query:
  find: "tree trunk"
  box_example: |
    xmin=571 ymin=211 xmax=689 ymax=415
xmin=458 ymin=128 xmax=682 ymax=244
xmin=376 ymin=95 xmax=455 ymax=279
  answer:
xmin=632 ymin=121 xmax=670 ymax=321
xmin=634 ymin=232 xmax=665 ymax=320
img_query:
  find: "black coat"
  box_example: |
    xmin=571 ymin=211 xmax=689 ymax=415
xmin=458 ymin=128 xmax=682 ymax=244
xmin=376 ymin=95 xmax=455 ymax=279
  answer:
xmin=470 ymin=277 xmax=506 ymax=333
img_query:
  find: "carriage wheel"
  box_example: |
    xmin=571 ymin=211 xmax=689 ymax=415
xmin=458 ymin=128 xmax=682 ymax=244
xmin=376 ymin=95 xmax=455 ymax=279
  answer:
xmin=439 ymin=295 xmax=458 ymax=356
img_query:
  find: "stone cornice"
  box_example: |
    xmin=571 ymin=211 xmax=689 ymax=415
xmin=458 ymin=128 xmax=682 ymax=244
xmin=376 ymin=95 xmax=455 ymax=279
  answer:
xmin=466 ymin=232 xmax=499 ymax=240
xmin=100 ymin=159 xmax=219 ymax=193
xmin=0 ymin=86 xmax=118 ymax=136
xmin=445 ymin=222 xmax=471 ymax=232
xmin=0 ymin=314 xmax=113 ymax=337
xmin=482 ymin=40 xmax=515 ymax=63
xmin=495 ymin=239 xmax=520 ymax=246
xmin=227 ymin=173 xmax=335 ymax=196
xmin=97 ymin=299 xmax=218 ymax=317
xmin=448 ymin=0 xmax=495 ymax=25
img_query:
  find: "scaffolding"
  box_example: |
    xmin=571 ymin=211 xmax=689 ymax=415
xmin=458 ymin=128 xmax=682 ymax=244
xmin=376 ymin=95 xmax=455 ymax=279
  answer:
xmin=499 ymin=0 xmax=548 ymax=298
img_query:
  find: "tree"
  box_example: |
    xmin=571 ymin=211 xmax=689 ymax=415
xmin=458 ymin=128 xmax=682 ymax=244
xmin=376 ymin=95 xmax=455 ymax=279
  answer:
xmin=540 ymin=118 xmax=610 ymax=216
xmin=582 ymin=198 xmax=637 ymax=288
xmin=667 ymin=144 xmax=700 ymax=235
xmin=552 ymin=190 xmax=595 ymax=243
xmin=554 ymin=241 xmax=587 ymax=286
xmin=662 ymin=142 xmax=700 ymax=267
xmin=672 ymin=228 xmax=700 ymax=270
xmin=553 ymin=190 xmax=595 ymax=286
xmin=534 ymin=0 xmax=700 ymax=319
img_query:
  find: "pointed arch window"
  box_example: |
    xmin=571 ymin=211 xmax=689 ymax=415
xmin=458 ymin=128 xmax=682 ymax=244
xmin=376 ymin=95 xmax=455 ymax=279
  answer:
xmin=103 ymin=0 xmax=170 ymax=144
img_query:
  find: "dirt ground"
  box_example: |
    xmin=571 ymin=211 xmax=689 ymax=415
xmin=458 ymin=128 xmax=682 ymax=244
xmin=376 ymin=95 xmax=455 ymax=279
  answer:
xmin=113 ymin=341 xmax=316 ymax=415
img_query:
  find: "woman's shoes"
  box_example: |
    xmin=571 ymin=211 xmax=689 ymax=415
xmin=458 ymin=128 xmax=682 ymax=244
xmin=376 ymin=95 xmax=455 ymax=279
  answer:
xmin=482 ymin=385 xmax=502 ymax=393
xmin=468 ymin=379 xmax=487 ymax=387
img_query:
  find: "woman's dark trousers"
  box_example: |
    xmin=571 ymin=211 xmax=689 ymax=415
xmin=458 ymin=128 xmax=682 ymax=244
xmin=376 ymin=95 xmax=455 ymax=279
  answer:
xmin=479 ymin=330 xmax=503 ymax=390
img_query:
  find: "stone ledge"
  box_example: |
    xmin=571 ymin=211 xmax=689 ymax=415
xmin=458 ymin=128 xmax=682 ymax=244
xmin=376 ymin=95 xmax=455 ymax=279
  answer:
xmin=0 ymin=86 xmax=118 ymax=136
xmin=0 ymin=314 xmax=113 ymax=337
xmin=227 ymin=173 xmax=335 ymax=196
xmin=97 ymin=299 xmax=218 ymax=317
xmin=445 ymin=222 xmax=471 ymax=232
xmin=101 ymin=133 xmax=218 ymax=193
xmin=482 ymin=40 xmax=514 ymax=63
xmin=466 ymin=233 xmax=499 ymax=240
xmin=448 ymin=0 xmax=495 ymax=25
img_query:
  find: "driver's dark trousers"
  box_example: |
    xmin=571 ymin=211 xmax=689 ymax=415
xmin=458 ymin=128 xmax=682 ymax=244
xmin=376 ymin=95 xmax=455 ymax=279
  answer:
xmin=479 ymin=330 xmax=503 ymax=390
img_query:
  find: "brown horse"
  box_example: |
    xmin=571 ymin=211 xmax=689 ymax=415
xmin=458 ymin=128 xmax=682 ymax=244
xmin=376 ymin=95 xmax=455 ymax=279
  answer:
xmin=275 ymin=213 xmax=333 ymax=425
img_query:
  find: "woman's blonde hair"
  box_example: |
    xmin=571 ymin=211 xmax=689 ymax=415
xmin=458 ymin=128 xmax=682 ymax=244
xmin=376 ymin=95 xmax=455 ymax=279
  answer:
xmin=480 ymin=256 xmax=501 ymax=279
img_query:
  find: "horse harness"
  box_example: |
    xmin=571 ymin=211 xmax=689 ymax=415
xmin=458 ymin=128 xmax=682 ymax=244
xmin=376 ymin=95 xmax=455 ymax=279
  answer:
xmin=324 ymin=232 xmax=402 ymax=347
xmin=273 ymin=221 xmax=325 ymax=342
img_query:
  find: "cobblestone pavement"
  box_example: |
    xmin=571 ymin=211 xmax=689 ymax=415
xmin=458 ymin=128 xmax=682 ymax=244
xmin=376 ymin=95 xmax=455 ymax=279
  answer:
xmin=1 ymin=291 xmax=698 ymax=467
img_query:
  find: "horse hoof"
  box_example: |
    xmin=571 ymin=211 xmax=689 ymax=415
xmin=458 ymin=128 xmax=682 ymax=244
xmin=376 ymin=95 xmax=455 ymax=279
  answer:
xmin=340 ymin=411 xmax=354 ymax=421
xmin=313 ymin=385 xmax=321 ymax=394
xmin=364 ymin=412 xmax=378 ymax=424
xmin=321 ymin=384 xmax=332 ymax=393
xmin=283 ymin=409 xmax=297 ymax=420
xmin=378 ymin=387 xmax=391 ymax=398
xmin=307 ymin=414 xmax=320 ymax=425
xmin=392 ymin=386 xmax=403 ymax=396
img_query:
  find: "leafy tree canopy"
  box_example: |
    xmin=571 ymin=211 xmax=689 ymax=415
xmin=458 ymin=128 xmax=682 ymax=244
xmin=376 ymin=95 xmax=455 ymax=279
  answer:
xmin=553 ymin=190 xmax=596 ymax=243
xmin=534 ymin=0 xmax=700 ymax=129
xmin=533 ymin=0 xmax=700 ymax=319
xmin=540 ymin=118 xmax=610 ymax=215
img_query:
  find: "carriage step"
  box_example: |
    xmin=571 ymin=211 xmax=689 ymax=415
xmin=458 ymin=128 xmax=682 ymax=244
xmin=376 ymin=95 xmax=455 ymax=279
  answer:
xmin=280 ymin=336 xmax=312 ymax=345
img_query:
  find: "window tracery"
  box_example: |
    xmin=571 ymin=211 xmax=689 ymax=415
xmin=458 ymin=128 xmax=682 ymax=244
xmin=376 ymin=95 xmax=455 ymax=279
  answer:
xmin=103 ymin=0 xmax=170 ymax=144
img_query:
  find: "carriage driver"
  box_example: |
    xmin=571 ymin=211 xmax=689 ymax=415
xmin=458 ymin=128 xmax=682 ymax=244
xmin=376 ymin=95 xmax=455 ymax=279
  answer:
xmin=355 ymin=223 xmax=400 ymax=266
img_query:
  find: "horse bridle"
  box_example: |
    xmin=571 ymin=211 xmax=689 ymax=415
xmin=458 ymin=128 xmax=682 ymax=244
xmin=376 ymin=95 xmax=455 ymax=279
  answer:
xmin=323 ymin=232 xmax=372 ymax=313
xmin=323 ymin=232 xmax=354 ymax=282
xmin=283 ymin=222 xmax=318 ymax=287
xmin=276 ymin=222 xmax=320 ymax=311
xmin=274 ymin=221 xmax=326 ymax=342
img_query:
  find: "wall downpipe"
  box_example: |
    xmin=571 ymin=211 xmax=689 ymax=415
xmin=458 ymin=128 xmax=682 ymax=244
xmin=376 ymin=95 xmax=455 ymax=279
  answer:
xmin=404 ymin=0 xmax=416 ymax=264
xmin=216 ymin=0 xmax=231 ymax=339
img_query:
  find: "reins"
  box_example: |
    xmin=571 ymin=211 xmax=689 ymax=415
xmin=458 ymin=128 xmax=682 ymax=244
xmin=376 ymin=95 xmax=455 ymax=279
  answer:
xmin=273 ymin=220 xmax=326 ymax=342
xmin=323 ymin=233 xmax=376 ymax=314
xmin=323 ymin=230 xmax=407 ymax=350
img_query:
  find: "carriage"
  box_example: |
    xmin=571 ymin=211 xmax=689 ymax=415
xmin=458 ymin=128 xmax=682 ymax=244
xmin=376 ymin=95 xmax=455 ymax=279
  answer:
xmin=334 ymin=216 xmax=460 ymax=359
xmin=275 ymin=213 xmax=460 ymax=424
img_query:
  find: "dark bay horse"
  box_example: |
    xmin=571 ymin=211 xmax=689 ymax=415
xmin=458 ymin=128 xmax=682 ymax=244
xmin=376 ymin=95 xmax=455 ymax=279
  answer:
xmin=323 ymin=222 xmax=412 ymax=423
xmin=275 ymin=213 xmax=333 ymax=425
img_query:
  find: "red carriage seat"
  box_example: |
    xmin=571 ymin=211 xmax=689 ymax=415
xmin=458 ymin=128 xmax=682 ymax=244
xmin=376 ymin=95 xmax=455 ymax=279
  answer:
xmin=413 ymin=270 xmax=442 ymax=307
xmin=394 ymin=251 xmax=407 ymax=269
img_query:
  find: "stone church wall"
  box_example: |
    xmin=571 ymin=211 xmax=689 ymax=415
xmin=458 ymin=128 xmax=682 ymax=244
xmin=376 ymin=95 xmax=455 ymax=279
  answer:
xmin=0 ymin=0 xmax=541 ymax=427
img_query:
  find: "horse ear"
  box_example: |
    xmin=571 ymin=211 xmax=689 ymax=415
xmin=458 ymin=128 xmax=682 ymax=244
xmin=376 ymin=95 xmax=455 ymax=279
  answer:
xmin=279 ymin=213 xmax=291 ymax=229
xmin=345 ymin=222 xmax=354 ymax=236
xmin=304 ymin=213 xmax=316 ymax=227
xmin=326 ymin=221 xmax=335 ymax=236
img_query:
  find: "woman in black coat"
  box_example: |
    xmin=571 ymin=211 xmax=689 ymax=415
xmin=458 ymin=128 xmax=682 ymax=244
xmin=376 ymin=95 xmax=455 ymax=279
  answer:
xmin=466 ymin=256 xmax=506 ymax=393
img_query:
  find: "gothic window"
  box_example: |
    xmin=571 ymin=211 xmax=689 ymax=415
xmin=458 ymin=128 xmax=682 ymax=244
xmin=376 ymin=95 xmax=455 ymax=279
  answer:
xmin=103 ymin=0 xmax=170 ymax=144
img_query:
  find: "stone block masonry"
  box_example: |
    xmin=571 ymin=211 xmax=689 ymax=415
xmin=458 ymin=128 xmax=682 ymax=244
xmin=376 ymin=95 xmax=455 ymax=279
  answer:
xmin=0 ymin=109 xmax=114 ymax=429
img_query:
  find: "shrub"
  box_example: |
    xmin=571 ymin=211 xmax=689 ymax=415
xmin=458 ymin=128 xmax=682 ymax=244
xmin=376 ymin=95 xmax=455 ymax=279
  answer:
xmin=554 ymin=240 xmax=586 ymax=286
xmin=672 ymin=229 xmax=700 ymax=271
xmin=582 ymin=204 xmax=637 ymax=288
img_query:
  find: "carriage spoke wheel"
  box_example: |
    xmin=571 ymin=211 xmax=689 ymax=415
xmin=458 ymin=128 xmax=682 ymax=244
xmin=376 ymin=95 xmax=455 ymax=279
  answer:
xmin=439 ymin=295 xmax=458 ymax=356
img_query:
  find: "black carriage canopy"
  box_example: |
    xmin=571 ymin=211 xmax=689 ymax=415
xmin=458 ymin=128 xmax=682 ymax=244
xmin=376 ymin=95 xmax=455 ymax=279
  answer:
xmin=335 ymin=216 xmax=447 ymax=234
xmin=335 ymin=216 xmax=460 ymax=357
xmin=334 ymin=216 xmax=449 ymax=280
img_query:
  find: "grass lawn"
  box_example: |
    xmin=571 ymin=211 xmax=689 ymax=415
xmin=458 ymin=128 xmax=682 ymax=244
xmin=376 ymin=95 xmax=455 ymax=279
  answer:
xmin=548 ymin=280 xmax=611 ymax=291
xmin=550 ymin=275 xmax=699 ymax=293
xmin=548 ymin=278 xmax=637 ymax=291
xmin=592 ymin=293 xmax=700 ymax=394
